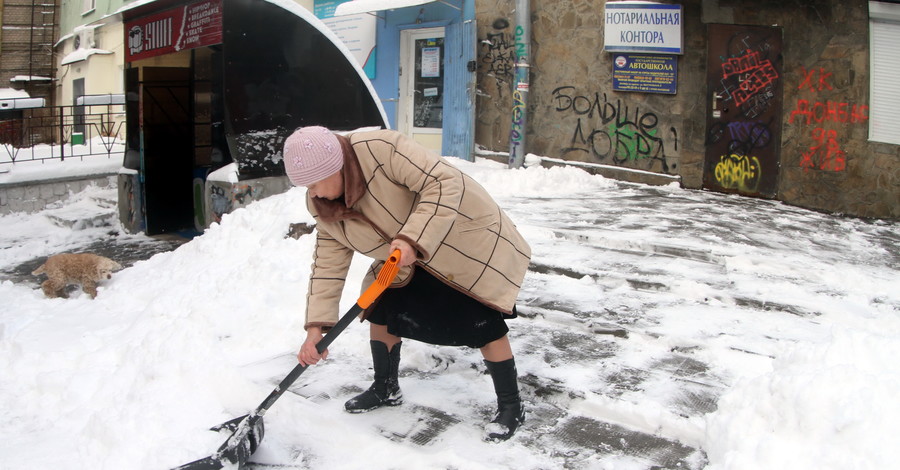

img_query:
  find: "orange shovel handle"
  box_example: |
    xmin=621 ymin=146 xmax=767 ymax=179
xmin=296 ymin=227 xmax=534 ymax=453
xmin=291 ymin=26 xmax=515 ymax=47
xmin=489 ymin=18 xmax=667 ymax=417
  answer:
xmin=357 ymin=249 xmax=401 ymax=309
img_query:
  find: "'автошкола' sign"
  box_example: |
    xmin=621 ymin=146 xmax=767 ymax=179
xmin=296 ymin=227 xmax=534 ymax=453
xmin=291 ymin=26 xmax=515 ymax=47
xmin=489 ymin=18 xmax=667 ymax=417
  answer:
xmin=604 ymin=2 xmax=683 ymax=55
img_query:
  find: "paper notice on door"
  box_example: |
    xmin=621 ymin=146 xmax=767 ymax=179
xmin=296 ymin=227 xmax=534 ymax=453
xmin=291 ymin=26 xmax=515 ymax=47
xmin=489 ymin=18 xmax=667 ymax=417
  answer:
xmin=421 ymin=47 xmax=440 ymax=78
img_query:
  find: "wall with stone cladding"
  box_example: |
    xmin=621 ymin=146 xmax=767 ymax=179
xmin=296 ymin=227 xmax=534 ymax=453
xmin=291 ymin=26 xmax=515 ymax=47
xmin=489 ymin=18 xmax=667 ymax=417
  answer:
xmin=731 ymin=0 xmax=899 ymax=218
xmin=475 ymin=0 xmax=703 ymax=179
xmin=474 ymin=0 xmax=898 ymax=219
xmin=0 ymin=174 xmax=116 ymax=214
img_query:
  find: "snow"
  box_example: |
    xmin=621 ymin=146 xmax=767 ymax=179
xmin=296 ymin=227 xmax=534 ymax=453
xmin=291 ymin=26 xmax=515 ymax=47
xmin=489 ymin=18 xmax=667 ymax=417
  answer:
xmin=0 ymin=137 xmax=123 ymax=184
xmin=60 ymin=48 xmax=114 ymax=66
xmin=0 ymin=88 xmax=30 ymax=100
xmin=0 ymin=155 xmax=898 ymax=469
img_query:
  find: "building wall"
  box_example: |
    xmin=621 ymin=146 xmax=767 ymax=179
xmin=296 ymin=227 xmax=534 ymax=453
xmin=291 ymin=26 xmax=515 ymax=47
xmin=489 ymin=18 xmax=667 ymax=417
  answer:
xmin=57 ymin=23 xmax=127 ymax=102
xmin=475 ymin=0 xmax=898 ymax=219
xmin=1 ymin=0 xmax=58 ymax=101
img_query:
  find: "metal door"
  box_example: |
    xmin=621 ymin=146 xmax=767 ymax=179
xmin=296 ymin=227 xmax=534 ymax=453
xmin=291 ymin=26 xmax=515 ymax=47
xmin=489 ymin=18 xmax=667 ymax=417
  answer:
xmin=704 ymin=24 xmax=783 ymax=198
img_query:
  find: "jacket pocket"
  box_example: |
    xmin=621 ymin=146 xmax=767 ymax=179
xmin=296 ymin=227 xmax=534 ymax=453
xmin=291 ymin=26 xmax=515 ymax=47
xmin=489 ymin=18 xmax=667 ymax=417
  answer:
xmin=456 ymin=214 xmax=499 ymax=233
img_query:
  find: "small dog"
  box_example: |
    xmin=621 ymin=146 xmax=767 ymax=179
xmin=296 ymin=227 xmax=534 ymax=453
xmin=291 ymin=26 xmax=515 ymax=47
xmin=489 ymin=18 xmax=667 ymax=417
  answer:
xmin=32 ymin=253 xmax=122 ymax=299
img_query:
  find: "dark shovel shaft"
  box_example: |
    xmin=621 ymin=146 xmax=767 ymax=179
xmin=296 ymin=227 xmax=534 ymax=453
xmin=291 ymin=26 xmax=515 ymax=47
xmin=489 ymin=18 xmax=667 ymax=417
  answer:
xmin=172 ymin=303 xmax=365 ymax=470
xmin=173 ymin=251 xmax=400 ymax=470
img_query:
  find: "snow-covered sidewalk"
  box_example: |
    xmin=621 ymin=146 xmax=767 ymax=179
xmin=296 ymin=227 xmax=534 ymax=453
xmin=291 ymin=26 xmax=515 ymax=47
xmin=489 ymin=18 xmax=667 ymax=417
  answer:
xmin=0 ymin=158 xmax=897 ymax=469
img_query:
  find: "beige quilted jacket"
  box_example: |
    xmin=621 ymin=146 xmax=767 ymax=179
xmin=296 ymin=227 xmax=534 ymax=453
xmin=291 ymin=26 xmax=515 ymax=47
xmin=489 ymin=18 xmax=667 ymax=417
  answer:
xmin=303 ymin=129 xmax=531 ymax=330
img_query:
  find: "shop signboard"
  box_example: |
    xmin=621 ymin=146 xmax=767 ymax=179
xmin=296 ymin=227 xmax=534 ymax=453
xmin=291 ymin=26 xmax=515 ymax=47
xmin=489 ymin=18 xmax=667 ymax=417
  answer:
xmin=126 ymin=0 xmax=223 ymax=62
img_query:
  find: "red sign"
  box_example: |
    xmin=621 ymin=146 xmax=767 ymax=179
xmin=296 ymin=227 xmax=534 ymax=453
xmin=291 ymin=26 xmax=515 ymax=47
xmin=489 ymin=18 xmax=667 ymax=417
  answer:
xmin=126 ymin=0 xmax=223 ymax=62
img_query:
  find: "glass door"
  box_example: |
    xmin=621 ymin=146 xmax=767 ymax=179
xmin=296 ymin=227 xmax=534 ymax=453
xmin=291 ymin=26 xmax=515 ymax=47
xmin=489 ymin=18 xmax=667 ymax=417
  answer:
xmin=399 ymin=27 xmax=444 ymax=152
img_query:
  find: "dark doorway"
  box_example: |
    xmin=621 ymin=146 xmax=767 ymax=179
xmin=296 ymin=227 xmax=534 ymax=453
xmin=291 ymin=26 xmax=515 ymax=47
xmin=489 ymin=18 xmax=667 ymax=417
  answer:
xmin=73 ymin=78 xmax=85 ymax=135
xmin=141 ymin=67 xmax=193 ymax=235
xmin=704 ymin=24 xmax=784 ymax=198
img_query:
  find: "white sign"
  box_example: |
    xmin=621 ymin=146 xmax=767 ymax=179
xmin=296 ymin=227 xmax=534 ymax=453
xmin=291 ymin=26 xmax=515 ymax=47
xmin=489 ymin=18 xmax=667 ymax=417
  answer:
xmin=421 ymin=47 xmax=441 ymax=78
xmin=604 ymin=2 xmax=683 ymax=54
xmin=315 ymin=1 xmax=378 ymax=78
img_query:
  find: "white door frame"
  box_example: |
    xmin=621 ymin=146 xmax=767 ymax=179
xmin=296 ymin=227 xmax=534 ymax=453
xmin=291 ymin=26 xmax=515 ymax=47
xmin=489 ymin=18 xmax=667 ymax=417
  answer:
xmin=398 ymin=27 xmax=445 ymax=151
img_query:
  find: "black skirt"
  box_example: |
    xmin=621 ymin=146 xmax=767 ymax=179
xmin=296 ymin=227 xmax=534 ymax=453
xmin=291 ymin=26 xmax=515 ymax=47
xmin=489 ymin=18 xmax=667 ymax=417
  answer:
xmin=366 ymin=267 xmax=515 ymax=348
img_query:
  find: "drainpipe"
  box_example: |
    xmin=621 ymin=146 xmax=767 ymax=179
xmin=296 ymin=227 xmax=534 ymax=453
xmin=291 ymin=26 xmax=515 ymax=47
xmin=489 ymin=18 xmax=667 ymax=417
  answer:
xmin=508 ymin=0 xmax=530 ymax=169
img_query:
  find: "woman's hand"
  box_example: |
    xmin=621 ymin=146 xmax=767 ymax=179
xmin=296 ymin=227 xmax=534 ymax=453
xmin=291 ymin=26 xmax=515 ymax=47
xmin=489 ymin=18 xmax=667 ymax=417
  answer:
xmin=390 ymin=239 xmax=417 ymax=267
xmin=297 ymin=326 xmax=329 ymax=366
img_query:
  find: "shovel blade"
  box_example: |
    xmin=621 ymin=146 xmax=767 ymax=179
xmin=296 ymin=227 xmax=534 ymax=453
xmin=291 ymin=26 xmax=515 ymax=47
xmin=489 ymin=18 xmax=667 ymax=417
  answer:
xmin=171 ymin=414 xmax=265 ymax=470
xmin=211 ymin=414 xmax=249 ymax=433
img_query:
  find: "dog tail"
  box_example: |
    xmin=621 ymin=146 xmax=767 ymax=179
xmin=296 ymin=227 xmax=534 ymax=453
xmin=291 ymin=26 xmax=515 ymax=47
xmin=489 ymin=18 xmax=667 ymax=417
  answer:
xmin=32 ymin=263 xmax=46 ymax=275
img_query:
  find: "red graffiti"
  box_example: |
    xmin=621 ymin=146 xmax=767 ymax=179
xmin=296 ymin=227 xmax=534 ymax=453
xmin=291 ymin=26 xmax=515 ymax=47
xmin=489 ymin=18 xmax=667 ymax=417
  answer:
xmin=800 ymin=128 xmax=846 ymax=172
xmin=789 ymin=100 xmax=869 ymax=125
xmin=722 ymin=50 xmax=779 ymax=107
xmin=723 ymin=50 xmax=761 ymax=78
xmin=798 ymin=66 xmax=833 ymax=92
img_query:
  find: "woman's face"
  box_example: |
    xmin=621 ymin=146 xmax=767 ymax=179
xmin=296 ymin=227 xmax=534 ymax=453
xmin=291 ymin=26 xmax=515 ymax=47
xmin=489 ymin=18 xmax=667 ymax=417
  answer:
xmin=306 ymin=170 xmax=344 ymax=200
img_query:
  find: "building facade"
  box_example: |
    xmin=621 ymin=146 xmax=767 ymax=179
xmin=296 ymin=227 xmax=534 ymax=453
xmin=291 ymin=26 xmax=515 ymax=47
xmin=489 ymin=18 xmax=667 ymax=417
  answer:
xmin=475 ymin=0 xmax=899 ymax=219
xmin=45 ymin=0 xmax=899 ymax=219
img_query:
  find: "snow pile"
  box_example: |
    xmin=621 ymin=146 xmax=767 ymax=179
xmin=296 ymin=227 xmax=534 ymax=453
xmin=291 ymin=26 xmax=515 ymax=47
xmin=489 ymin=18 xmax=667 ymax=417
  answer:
xmin=705 ymin=321 xmax=900 ymax=470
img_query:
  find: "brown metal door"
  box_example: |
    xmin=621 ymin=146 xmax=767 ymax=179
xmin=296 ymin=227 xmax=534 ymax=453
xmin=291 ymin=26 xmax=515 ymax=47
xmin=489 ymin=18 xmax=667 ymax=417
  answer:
xmin=704 ymin=24 xmax=783 ymax=198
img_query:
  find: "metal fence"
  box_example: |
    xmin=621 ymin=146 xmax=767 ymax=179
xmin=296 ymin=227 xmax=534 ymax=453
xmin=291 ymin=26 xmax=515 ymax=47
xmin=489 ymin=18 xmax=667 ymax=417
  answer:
xmin=0 ymin=99 xmax=126 ymax=165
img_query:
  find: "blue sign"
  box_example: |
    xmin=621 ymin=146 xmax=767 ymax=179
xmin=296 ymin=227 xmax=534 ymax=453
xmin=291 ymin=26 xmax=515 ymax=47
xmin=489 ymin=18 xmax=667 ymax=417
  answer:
xmin=612 ymin=53 xmax=677 ymax=95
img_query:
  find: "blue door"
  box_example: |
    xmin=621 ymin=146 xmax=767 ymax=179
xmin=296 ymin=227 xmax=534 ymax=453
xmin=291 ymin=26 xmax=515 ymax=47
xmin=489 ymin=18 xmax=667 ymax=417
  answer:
xmin=442 ymin=19 xmax=476 ymax=160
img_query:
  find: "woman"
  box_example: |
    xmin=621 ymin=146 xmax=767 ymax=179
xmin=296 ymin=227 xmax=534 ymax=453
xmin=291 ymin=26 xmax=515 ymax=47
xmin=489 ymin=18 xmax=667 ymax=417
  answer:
xmin=286 ymin=126 xmax=531 ymax=441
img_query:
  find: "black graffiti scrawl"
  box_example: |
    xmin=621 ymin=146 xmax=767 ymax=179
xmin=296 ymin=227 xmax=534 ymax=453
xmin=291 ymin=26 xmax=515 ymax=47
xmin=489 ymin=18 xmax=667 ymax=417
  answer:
xmin=553 ymin=86 xmax=677 ymax=173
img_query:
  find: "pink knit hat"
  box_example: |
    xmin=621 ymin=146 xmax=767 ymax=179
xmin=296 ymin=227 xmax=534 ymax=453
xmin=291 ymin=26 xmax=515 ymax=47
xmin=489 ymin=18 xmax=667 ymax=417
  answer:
xmin=283 ymin=126 xmax=344 ymax=186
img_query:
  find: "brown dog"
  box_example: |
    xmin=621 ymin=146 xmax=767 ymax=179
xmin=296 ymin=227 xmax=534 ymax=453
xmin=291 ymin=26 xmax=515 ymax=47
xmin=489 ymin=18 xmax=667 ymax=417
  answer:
xmin=32 ymin=253 xmax=122 ymax=299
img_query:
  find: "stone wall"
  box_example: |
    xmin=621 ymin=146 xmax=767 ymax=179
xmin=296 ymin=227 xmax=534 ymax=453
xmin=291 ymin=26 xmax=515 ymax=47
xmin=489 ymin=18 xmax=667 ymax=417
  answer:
xmin=731 ymin=0 xmax=898 ymax=218
xmin=204 ymin=176 xmax=293 ymax=228
xmin=474 ymin=0 xmax=898 ymax=219
xmin=0 ymin=173 xmax=116 ymax=214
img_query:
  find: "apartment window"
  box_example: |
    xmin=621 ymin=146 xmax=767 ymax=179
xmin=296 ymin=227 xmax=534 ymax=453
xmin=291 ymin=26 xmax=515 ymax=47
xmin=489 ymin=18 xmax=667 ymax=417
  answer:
xmin=869 ymin=1 xmax=900 ymax=145
xmin=83 ymin=0 xmax=95 ymax=14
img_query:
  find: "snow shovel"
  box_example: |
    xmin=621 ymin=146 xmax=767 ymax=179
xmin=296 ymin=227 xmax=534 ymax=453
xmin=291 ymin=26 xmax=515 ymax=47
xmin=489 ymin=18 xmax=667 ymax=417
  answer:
xmin=173 ymin=250 xmax=402 ymax=470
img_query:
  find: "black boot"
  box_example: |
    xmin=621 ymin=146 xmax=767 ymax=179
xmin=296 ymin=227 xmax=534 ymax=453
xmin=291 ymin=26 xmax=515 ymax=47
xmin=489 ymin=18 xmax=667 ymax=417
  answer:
xmin=344 ymin=340 xmax=403 ymax=413
xmin=484 ymin=358 xmax=526 ymax=441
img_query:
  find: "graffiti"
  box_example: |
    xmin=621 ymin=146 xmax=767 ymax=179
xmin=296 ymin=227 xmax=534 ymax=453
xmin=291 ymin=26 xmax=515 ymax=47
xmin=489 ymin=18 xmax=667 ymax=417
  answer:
xmin=800 ymin=127 xmax=846 ymax=172
xmin=789 ymin=67 xmax=866 ymax=172
xmin=715 ymin=37 xmax=780 ymax=120
xmin=722 ymin=50 xmax=762 ymax=78
xmin=481 ymin=32 xmax=514 ymax=80
xmin=509 ymin=89 xmax=526 ymax=166
xmin=552 ymin=86 xmax=675 ymax=171
xmin=704 ymin=29 xmax=781 ymax=196
xmin=715 ymin=153 xmax=761 ymax=192
xmin=789 ymin=100 xmax=868 ymax=125
xmin=208 ymin=183 xmax=260 ymax=223
xmin=507 ymin=21 xmax=530 ymax=168
xmin=707 ymin=119 xmax=773 ymax=157
xmin=209 ymin=185 xmax=232 ymax=223
xmin=514 ymin=25 xmax=527 ymax=62
xmin=798 ymin=66 xmax=833 ymax=92
xmin=721 ymin=50 xmax=779 ymax=108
